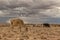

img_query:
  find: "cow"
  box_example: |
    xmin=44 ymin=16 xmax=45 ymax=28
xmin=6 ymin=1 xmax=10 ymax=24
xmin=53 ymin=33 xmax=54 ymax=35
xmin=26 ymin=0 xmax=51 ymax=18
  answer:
xmin=9 ymin=18 xmax=24 ymax=26
xmin=43 ymin=23 xmax=50 ymax=27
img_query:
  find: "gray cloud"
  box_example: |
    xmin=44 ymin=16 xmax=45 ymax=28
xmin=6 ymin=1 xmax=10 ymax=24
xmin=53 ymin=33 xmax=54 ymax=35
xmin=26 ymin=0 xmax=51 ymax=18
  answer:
xmin=0 ymin=0 xmax=60 ymax=23
xmin=0 ymin=0 xmax=60 ymax=24
xmin=0 ymin=0 xmax=59 ymax=9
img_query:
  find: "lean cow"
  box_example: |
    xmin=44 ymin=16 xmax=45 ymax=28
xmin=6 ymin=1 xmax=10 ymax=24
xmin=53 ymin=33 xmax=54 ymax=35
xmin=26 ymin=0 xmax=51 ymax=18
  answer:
xmin=9 ymin=18 xmax=24 ymax=26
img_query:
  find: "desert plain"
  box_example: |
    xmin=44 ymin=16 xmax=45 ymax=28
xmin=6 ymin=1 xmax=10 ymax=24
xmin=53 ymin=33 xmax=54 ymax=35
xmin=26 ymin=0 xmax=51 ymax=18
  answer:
xmin=0 ymin=18 xmax=60 ymax=40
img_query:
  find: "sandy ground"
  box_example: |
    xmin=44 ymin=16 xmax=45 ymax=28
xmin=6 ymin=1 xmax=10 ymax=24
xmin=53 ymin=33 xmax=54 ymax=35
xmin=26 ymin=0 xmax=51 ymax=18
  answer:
xmin=0 ymin=24 xmax=60 ymax=40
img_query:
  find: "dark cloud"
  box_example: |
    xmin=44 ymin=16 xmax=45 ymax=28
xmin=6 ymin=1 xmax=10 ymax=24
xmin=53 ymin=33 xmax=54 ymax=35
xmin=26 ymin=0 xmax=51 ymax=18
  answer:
xmin=0 ymin=0 xmax=60 ymax=18
xmin=0 ymin=0 xmax=60 ymax=23
xmin=0 ymin=0 xmax=59 ymax=9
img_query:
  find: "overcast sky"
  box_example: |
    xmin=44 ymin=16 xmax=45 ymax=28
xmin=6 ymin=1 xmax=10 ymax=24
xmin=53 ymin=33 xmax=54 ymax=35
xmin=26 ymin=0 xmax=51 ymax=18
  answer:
xmin=0 ymin=0 xmax=60 ymax=23
xmin=0 ymin=0 xmax=60 ymax=18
